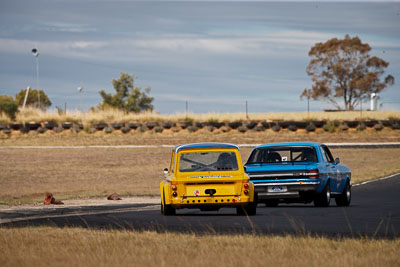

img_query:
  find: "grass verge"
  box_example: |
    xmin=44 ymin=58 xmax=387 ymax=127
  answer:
xmin=0 ymin=227 xmax=399 ymax=267
xmin=1 ymin=148 xmax=400 ymax=205
xmin=1 ymin=107 xmax=399 ymax=124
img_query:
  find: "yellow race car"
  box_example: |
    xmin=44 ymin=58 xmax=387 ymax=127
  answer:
xmin=160 ymin=142 xmax=256 ymax=216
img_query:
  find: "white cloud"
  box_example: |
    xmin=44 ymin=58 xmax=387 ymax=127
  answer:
xmin=1 ymin=29 xmax=398 ymax=64
xmin=37 ymin=22 xmax=98 ymax=33
xmin=0 ymin=38 xmax=107 ymax=56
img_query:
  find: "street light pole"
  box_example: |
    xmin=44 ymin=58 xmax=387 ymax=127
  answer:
xmin=78 ymin=87 xmax=84 ymax=112
xmin=32 ymin=48 xmax=40 ymax=109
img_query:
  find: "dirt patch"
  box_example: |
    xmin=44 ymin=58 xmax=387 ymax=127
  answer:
xmin=0 ymin=196 xmax=159 ymax=212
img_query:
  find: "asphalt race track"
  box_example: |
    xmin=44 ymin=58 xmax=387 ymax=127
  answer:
xmin=1 ymin=174 xmax=399 ymax=238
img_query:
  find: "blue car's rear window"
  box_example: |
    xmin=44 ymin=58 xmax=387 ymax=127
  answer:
xmin=246 ymin=146 xmax=317 ymax=164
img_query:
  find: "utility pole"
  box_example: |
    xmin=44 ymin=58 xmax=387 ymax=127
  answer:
xmin=245 ymin=100 xmax=249 ymax=119
xmin=185 ymin=101 xmax=188 ymax=119
xmin=22 ymin=86 xmax=30 ymax=111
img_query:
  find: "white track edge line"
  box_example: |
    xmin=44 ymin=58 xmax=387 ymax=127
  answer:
xmin=353 ymin=172 xmax=400 ymax=187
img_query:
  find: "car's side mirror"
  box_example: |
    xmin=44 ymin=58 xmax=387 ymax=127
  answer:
xmin=335 ymin=158 xmax=340 ymax=164
xmin=163 ymin=168 xmax=169 ymax=175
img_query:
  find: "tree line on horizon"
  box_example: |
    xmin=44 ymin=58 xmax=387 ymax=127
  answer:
xmin=0 ymin=35 xmax=395 ymax=120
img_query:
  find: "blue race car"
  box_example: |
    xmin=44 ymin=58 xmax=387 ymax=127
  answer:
xmin=244 ymin=142 xmax=351 ymax=207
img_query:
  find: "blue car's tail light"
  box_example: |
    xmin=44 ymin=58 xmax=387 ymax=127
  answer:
xmin=308 ymin=169 xmax=319 ymax=179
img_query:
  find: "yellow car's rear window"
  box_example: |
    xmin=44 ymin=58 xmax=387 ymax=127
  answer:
xmin=179 ymin=151 xmax=238 ymax=172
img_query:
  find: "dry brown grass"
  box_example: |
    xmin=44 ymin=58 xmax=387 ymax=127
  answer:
xmin=0 ymin=227 xmax=399 ymax=267
xmin=0 ymin=148 xmax=170 ymax=205
xmin=332 ymin=148 xmax=400 ymax=182
xmin=0 ymin=147 xmax=399 ymax=205
xmin=1 ymin=107 xmax=399 ymax=124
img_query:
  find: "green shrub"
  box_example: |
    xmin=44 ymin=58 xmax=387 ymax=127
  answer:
xmin=184 ymin=117 xmax=194 ymax=123
xmin=323 ymin=122 xmax=336 ymax=132
xmin=333 ymin=120 xmax=340 ymax=127
xmin=0 ymin=95 xmax=19 ymax=120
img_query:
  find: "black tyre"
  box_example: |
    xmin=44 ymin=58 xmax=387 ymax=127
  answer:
xmin=314 ymin=182 xmax=331 ymax=207
xmin=236 ymin=206 xmax=246 ymax=216
xmin=20 ymin=127 xmax=29 ymax=134
xmin=161 ymin=203 xmax=176 ymax=216
xmin=61 ymin=122 xmax=73 ymax=129
xmin=111 ymin=123 xmax=123 ymax=130
xmin=38 ymin=127 xmax=47 ymax=134
xmin=228 ymin=121 xmax=242 ymax=129
xmin=154 ymin=126 xmax=164 ymax=133
xmin=161 ymin=202 xmax=165 ymax=215
xmin=236 ymin=203 xmax=257 ymax=216
xmin=335 ymin=182 xmax=351 ymax=207
xmin=245 ymin=202 xmax=257 ymax=216
xmin=121 ymin=127 xmax=131 ymax=134
xmin=237 ymin=126 xmax=247 ymax=133
xmin=104 ymin=127 xmax=113 ymax=134
xmin=264 ymin=200 xmax=279 ymax=207
xmin=161 ymin=190 xmax=176 ymax=216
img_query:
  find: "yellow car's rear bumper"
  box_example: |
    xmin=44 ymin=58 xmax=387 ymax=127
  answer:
xmin=170 ymin=194 xmax=252 ymax=209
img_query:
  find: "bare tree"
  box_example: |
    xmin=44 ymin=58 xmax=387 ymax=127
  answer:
xmin=303 ymin=35 xmax=394 ymax=110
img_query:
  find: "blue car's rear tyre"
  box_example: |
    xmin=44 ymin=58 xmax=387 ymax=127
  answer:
xmin=314 ymin=182 xmax=331 ymax=207
xmin=335 ymin=182 xmax=351 ymax=207
xmin=264 ymin=200 xmax=279 ymax=207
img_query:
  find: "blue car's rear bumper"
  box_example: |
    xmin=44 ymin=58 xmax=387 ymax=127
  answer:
xmin=253 ymin=179 xmax=321 ymax=200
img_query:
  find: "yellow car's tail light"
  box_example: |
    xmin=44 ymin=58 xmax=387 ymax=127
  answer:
xmin=172 ymin=184 xmax=178 ymax=197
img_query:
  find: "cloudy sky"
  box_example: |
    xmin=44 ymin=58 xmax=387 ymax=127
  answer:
xmin=0 ymin=0 xmax=399 ymax=113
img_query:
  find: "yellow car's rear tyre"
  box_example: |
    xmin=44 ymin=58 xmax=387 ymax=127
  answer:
xmin=161 ymin=202 xmax=176 ymax=216
xmin=236 ymin=202 xmax=257 ymax=216
xmin=161 ymin=190 xmax=176 ymax=216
